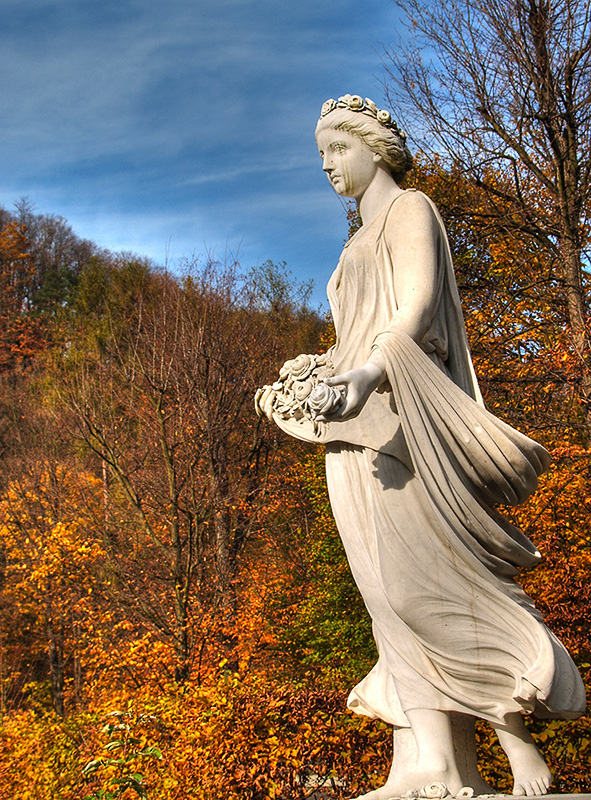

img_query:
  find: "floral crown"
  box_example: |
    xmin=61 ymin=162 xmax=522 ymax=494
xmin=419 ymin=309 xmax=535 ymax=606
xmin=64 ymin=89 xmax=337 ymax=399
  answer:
xmin=319 ymin=94 xmax=407 ymax=143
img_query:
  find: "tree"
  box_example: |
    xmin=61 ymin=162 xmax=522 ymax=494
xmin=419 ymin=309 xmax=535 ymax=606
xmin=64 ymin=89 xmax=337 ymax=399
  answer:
xmin=0 ymin=220 xmax=34 ymax=318
xmin=405 ymin=158 xmax=577 ymax=439
xmin=59 ymin=257 xmax=321 ymax=681
xmin=0 ymin=219 xmax=46 ymax=376
xmin=0 ymin=466 xmax=105 ymax=716
xmin=13 ymin=199 xmax=98 ymax=312
xmin=385 ymin=0 xmax=591 ymax=436
xmin=276 ymin=448 xmax=376 ymax=687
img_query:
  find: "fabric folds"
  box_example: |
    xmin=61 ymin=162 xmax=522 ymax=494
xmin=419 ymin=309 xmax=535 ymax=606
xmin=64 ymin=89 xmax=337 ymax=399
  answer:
xmin=374 ymin=329 xmax=550 ymax=575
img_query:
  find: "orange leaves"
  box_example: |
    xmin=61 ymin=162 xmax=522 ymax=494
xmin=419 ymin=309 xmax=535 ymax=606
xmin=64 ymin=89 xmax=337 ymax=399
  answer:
xmin=507 ymin=457 xmax=591 ymax=660
xmin=0 ymin=219 xmax=48 ymax=373
xmin=0 ymin=466 xmax=111 ymax=713
xmin=146 ymin=675 xmax=391 ymax=800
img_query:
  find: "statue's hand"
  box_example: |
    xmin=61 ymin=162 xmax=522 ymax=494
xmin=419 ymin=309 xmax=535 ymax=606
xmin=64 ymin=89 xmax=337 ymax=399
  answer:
xmin=318 ymin=361 xmax=385 ymax=421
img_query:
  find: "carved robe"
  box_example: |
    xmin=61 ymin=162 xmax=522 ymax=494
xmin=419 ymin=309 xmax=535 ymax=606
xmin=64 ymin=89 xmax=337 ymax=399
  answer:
xmin=323 ymin=190 xmax=585 ymax=727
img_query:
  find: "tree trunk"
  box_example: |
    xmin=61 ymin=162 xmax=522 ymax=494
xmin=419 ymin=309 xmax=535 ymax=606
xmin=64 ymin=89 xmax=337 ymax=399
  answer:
xmin=47 ymin=620 xmax=64 ymax=717
xmin=173 ymin=582 xmax=190 ymax=683
xmin=562 ymin=244 xmax=591 ymax=437
xmin=386 ymin=0 xmax=591 ymax=435
xmin=214 ymin=507 xmax=238 ymax=667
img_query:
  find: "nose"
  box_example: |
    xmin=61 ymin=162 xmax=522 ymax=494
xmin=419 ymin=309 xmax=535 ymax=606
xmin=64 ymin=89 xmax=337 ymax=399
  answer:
xmin=322 ymin=153 xmax=333 ymax=173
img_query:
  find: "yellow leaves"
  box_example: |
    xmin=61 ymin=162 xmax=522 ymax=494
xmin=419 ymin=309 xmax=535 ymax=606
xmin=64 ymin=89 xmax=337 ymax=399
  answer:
xmin=0 ymin=466 xmax=115 ymax=699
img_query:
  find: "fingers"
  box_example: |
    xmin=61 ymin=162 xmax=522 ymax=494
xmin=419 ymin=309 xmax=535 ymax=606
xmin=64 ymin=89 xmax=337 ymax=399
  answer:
xmin=320 ymin=395 xmax=361 ymax=422
xmin=316 ymin=399 xmax=348 ymax=423
xmin=324 ymin=374 xmax=349 ymax=387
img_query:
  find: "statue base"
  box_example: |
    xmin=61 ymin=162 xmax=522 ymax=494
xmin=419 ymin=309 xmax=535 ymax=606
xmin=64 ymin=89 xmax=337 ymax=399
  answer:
xmin=305 ymin=792 xmax=590 ymax=800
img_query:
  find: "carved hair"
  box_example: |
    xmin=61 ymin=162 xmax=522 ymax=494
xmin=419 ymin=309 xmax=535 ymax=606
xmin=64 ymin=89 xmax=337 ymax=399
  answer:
xmin=315 ymin=102 xmax=413 ymax=184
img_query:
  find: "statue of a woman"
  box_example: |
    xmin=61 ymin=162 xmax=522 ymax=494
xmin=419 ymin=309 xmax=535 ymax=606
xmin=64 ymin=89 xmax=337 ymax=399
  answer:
xmin=257 ymin=95 xmax=585 ymax=798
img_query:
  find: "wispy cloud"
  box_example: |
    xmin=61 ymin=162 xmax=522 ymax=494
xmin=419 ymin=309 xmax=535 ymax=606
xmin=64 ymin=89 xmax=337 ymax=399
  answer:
xmin=0 ymin=0 xmax=400 ymax=304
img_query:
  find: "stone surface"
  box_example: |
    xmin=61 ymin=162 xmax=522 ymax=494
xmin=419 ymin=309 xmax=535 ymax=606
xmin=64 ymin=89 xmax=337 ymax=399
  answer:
xmin=256 ymin=94 xmax=586 ymax=796
xmin=303 ymin=790 xmax=591 ymax=800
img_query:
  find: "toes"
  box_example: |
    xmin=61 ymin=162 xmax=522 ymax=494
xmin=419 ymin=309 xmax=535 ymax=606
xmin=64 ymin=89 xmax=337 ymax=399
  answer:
xmin=534 ymin=778 xmax=550 ymax=796
xmin=513 ymin=782 xmax=535 ymax=797
xmin=514 ymin=780 xmax=547 ymax=797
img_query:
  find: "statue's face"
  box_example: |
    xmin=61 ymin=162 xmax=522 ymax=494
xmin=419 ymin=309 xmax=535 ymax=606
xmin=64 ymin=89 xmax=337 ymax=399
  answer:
xmin=316 ymin=127 xmax=379 ymax=200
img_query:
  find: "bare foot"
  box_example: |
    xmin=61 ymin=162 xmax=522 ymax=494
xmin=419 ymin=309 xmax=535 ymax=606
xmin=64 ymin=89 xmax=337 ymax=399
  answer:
xmin=512 ymin=755 xmax=552 ymax=797
xmin=493 ymin=714 xmax=552 ymax=797
xmin=352 ymin=760 xmax=462 ymax=799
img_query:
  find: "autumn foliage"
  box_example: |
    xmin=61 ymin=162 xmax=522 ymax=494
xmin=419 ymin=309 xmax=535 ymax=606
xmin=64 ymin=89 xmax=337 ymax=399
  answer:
xmin=0 ymin=181 xmax=589 ymax=799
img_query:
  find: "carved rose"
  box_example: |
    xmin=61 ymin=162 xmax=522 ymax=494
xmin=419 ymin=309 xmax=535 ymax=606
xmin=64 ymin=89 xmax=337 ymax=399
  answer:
xmin=255 ymin=350 xmax=336 ymax=433
xmin=338 ymin=94 xmax=364 ymax=111
xmin=308 ymin=382 xmax=342 ymax=417
xmin=419 ymin=782 xmax=450 ymax=799
xmin=314 ymin=365 xmax=331 ymax=382
xmin=294 ymin=380 xmax=313 ymax=401
xmin=290 ymin=353 xmax=313 ymax=380
xmin=321 ymin=98 xmax=337 ymax=117
xmin=377 ymin=109 xmax=392 ymax=125
xmin=279 ymin=359 xmax=294 ymax=379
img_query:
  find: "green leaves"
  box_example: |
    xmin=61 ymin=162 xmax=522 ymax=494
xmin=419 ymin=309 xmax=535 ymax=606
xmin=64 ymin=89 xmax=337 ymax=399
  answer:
xmin=82 ymin=709 xmax=162 ymax=800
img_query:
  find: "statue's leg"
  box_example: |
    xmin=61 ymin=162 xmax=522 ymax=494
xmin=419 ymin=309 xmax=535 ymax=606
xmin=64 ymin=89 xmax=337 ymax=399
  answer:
xmin=448 ymin=714 xmax=494 ymax=794
xmin=354 ymin=709 xmax=464 ymax=799
xmin=492 ymin=714 xmax=552 ymax=797
xmin=386 ymin=714 xmax=491 ymax=794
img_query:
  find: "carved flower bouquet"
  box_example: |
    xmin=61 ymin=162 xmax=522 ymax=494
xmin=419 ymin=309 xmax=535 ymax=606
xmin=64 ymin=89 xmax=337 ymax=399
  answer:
xmin=255 ymin=351 xmax=343 ymax=437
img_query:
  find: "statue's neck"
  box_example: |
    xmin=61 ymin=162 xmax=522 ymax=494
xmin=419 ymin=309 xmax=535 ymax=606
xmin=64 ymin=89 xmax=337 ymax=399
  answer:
xmin=358 ymin=171 xmax=403 ymax=227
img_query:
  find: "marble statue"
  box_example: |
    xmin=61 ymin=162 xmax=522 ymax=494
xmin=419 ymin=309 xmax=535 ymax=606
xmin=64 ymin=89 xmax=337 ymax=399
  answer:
xmin=255 ymin=94 xmax=586 ymax=799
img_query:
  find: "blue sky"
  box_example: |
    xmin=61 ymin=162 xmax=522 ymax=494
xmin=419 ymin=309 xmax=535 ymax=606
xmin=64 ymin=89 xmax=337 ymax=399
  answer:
xmin=0 ymin=0 xmax=403 ymax=307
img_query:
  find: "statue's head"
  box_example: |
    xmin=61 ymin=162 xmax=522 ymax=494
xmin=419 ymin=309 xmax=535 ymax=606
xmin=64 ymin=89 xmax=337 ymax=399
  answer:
xmin=315 ymin=94 xmax=413 ymax=184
